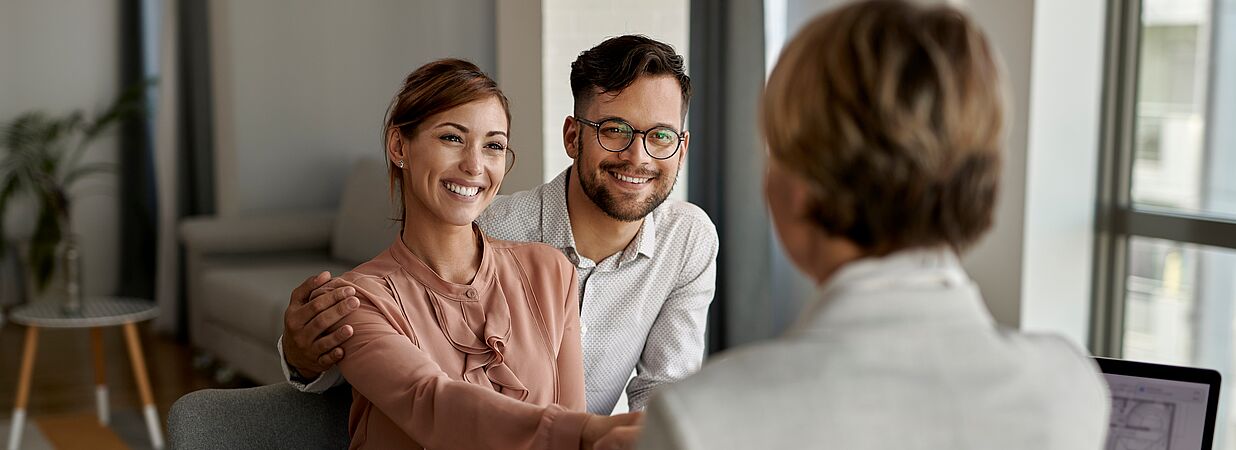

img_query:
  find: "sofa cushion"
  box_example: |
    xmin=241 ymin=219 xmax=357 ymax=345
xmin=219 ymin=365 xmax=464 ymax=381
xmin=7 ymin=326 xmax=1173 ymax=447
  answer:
xmin=201 ymin=259 xmax=353 ymax=347
xmin=331 ymin=158 xmax=400 ymax=265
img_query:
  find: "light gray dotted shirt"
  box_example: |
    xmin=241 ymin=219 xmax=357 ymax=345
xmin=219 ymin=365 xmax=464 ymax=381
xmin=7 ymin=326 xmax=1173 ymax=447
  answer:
xmin=282 ymin=168 xmax=718 ymax=415
xmin=478 ymin=168 xmax=718 ymax=414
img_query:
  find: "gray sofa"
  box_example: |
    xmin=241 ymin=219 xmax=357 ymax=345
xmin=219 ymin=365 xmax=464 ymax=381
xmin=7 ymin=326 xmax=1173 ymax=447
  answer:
xmin=168 ymin=383 xmax=351 ymax=449
xmin=180 ymin=157 xmax=397 ymax=384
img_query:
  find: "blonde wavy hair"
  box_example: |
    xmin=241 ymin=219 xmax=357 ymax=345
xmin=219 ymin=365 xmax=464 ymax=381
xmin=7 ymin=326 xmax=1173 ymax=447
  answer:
xmin=762 ymin=0 xmax=1006 ymax=254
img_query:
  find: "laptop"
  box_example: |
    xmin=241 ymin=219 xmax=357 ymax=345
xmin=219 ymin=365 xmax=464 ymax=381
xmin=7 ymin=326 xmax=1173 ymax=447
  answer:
xmin=1095 ymin=357 xmax=1222 ymax=450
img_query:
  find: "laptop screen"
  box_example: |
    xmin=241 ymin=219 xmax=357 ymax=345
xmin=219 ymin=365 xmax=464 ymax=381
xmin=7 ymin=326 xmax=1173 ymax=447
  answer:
xmin=1096 ymin=357 xmax=1221 ymax=450
xmin=1103 ymin=372 xmax=1211 ymax=449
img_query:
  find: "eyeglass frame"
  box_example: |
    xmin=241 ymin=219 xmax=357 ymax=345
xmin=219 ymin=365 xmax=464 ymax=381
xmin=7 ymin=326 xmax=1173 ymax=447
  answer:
xmin=573 ymin=116 xmax=686 ymax=160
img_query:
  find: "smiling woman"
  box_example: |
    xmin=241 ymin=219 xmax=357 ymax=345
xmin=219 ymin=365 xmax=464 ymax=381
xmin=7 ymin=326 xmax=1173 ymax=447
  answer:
xmin=268 ymin=60 xmax=571 ymax=450
xmin=296 ymin=59 xmax=629 ymax=449
xmin=382 ymin=59 xmax=514 ymax=230
xmin=390 ymin=97 xmax=510 ymax=232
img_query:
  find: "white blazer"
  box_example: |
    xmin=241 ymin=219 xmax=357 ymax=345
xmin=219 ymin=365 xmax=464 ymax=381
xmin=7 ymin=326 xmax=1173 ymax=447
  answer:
xmin=638 ymin=248 xmax=1110 ymax=449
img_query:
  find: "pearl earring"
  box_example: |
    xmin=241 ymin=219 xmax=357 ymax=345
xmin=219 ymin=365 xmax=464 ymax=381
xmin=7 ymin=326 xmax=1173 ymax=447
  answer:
xmin=397 ymin=160 xmax=405 ymax=168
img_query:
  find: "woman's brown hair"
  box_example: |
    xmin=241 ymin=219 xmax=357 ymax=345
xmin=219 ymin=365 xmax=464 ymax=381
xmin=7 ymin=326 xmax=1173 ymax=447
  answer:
xmin=762 ymin=0 xmax=1005 ymax=254
xmin=383 ymin=58 xmax=512 ymax=221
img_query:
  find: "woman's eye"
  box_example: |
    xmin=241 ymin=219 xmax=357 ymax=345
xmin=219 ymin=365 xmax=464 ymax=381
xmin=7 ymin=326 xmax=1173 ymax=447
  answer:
xmin=484 ymin=143 xmax=507 ymax=152
xmin=440 ymin=134 xmax=464 ymax=143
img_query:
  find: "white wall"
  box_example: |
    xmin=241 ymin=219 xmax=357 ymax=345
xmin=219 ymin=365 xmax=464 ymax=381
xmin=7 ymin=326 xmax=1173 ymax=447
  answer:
xmin=1018 ymin=0 xmax=1106 ymax=347
xmin=0 ymin=0 xmax=121 ymax=298
xmin=209 ymin=0 xmax=496 ymax=216
xmin=496 ymin=0 xmax=545 ymax=194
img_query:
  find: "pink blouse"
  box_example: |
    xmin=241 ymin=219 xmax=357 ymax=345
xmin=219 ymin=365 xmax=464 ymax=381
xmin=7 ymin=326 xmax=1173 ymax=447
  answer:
xmin=321 ymin=230 xmax=587 ymax=449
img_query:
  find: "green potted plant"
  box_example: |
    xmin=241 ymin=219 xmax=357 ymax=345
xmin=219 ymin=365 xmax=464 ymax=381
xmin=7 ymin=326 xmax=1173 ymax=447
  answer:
xmin=0 ymin=84 xmax=147 ymax=314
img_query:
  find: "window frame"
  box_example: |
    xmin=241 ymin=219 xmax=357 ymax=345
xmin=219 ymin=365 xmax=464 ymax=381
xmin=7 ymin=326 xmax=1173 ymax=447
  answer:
xmin=1091 ymin=0 xmax=1236 ymax=356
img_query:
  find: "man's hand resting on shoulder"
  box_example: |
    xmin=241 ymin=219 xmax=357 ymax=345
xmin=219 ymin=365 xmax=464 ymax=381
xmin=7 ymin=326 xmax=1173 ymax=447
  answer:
xmin=281 ymin=271 xmax=360 ymax=380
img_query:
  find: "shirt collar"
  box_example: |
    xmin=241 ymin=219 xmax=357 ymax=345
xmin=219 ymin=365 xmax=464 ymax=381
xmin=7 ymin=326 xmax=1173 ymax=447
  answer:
xmin=788 ymin=247 xmax=993 ymax=336
xmin=625 ymin=207 xmax=657 ymax=260
xmin=540 ymin=167 xmax=658 ymax=264
xmin=386 ymin=224 xmax=497 ymax=298
xmin=540 ymin=168 xmax=577 ymax=252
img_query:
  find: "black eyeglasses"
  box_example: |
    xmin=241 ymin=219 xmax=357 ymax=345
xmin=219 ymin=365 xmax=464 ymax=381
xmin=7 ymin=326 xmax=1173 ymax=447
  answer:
xmin=574 ymin=117 xmax=684 ymax=160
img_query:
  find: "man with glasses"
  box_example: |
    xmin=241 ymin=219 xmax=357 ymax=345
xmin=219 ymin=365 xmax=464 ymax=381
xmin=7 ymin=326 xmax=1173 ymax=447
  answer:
xmin=278 ymin=35 xmax=718 ymax=416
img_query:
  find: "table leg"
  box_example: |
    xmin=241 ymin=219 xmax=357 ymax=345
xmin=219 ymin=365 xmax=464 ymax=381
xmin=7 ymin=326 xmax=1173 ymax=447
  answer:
xmin=122 ymin=322 xmax=165 ymax=449
xmin=7 ymin=326 xmax=39 ymax=450
xmin=90 ymin=327 xmax=109 ymax=426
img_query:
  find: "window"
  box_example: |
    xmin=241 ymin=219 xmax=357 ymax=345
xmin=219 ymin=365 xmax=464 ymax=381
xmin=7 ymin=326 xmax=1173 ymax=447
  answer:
xmin=1096 ymin=0 xmax=1236 ymax=448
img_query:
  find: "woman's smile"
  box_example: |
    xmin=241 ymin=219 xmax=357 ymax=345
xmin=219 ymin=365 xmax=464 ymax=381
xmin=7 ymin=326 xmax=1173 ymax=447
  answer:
xmin=442 ymin=179 xmax=485 ymax=200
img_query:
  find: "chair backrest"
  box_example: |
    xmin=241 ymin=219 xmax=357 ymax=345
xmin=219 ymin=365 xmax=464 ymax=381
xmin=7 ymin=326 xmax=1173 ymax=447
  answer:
xmin=331 ymin=157 xmax=400 ymax=265
xmin=167 ymin=383 xmax=352 ymax=450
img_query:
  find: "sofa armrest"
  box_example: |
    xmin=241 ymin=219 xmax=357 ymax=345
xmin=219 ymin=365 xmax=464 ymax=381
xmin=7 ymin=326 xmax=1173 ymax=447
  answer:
xmin=180 ymin=210 xmax=336 ymax=255
xmin=168 ymin=383 xmax=351 ymax=449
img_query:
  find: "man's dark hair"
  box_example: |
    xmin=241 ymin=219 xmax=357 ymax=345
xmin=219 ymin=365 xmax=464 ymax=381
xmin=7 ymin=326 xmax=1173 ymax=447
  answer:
xmin=569 ymin=35 xmax=691 ymax=119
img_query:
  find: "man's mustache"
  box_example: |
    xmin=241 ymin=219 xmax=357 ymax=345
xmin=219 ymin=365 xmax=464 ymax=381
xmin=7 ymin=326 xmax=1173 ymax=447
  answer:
xmin=598 ymin=162 xmax=660 ymax=178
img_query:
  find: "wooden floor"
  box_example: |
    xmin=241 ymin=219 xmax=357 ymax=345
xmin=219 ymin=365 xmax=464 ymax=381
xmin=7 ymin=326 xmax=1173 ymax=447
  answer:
xmin=0 ymin=319 xmax=248 ymax=423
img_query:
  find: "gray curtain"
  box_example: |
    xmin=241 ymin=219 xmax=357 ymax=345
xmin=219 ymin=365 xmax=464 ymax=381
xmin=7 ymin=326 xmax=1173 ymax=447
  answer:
xmin=115 ymin=0 xmax=217 ymax=337
xmin=177 ymin=0 xmax=216 ymax=219
xmin=171 ymin=0 xmax=217 ymax=338
xmin=116 ymin=0 xmax=215 ymax=337
xmin=689 ymin=0 xmax=733 ymax=353
xmin=118 ymin=0 xmax=157 ymax=301
xmin=689 ymin=0 xmax=817 ymax=353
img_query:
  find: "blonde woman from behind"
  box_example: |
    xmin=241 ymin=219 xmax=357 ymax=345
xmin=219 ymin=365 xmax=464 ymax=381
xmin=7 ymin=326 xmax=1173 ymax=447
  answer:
xmin=636 ymin=1 xmax=1110 ymax=449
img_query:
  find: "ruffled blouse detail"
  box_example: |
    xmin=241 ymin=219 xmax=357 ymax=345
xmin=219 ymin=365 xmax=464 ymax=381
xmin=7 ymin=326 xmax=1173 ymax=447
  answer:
xmin=389 ymin=227 xmax=529 ymax=401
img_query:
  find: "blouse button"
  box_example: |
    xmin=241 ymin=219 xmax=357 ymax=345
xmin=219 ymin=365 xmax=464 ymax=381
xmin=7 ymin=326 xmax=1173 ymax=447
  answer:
xmin=580 ymin=325 xmax=588 ymax=337
xmin=465 ymin=288 xmax=478 ymax=299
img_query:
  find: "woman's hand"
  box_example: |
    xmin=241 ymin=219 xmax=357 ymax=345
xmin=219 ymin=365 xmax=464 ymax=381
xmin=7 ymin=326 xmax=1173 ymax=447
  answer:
xmin=581 ymin=412 xmax=643 ymax=450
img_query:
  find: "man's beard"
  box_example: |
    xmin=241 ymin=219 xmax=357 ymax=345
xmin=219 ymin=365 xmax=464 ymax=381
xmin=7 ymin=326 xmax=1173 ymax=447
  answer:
xmin=576 ymin=152 xmax=678 ymax=222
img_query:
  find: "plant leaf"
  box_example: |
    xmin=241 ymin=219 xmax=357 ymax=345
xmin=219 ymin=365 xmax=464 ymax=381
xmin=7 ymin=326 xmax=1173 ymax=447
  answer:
xmin=0 ymin=175 xmax=20 ymax=254
xmin=3 ymin=112 xmax=49 ymax=154
xmin=38 ymin=112 xmax=83 ymax=160
xmin=64 ymin=78 xmax=154 ymax=173
xmin=62 ymin=161 xmax=117 ymax=187
xmin=0 ymin=78 xmax=154 ymax=295
xmin=83 ymin=78 xmax=153 ymax=140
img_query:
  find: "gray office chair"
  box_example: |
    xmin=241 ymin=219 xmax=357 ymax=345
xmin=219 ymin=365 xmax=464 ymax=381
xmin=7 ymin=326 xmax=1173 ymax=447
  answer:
xmin=167 ymin=383 xmax=352 ymax=449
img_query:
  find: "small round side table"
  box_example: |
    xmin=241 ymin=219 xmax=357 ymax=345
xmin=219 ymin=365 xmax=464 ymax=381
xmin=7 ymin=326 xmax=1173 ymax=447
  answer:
xmin=5 ymin=297 xmax=164 ymax=450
